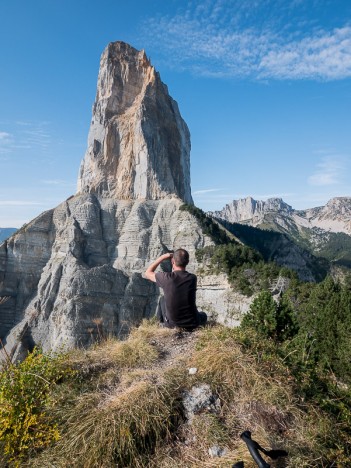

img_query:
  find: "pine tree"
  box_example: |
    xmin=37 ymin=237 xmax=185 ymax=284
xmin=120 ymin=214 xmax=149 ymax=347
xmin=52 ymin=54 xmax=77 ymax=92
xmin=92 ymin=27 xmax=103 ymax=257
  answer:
xmin=242 ymin=290 xmax=278 ymax=339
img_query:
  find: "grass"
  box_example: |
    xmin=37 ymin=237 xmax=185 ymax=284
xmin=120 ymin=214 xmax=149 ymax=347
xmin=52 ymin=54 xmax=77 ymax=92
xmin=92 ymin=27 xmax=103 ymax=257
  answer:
xmin=42 ymin=381 xmax=181 ymax=467
xmin=2 ymin=320 xmax=349 ymax=467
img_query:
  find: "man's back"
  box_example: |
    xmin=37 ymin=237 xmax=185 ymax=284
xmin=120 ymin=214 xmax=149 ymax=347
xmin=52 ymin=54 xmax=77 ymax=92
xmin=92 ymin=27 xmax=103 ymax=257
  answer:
xmin=155 ymin=270 xmax=198 ymax=329
xmin=145 ymin=249 xmax=207 ymax=330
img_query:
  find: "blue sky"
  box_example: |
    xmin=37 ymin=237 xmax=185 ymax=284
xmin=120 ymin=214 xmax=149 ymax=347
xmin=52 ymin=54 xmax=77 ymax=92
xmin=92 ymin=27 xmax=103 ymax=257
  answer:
xmin=1 ymin=0 xmax=351 ymax=227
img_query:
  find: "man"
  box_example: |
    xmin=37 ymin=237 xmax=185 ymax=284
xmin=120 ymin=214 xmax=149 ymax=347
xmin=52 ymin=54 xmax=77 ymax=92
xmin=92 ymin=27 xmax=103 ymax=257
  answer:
xmin=144 ymin=248 xmax=207 ymax=330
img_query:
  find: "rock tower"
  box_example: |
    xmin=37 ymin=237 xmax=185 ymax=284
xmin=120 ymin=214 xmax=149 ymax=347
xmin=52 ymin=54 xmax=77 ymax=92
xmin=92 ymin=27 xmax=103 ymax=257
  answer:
xmin=0 ymin=42 xmax=221 ymax=359
xmin=77 ymin=42 xmax=193 ymax=203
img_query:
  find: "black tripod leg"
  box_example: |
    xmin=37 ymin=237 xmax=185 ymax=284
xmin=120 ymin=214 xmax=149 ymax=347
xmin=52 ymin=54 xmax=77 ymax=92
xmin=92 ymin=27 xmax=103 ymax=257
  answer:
xmin=240 ymin=431 xmax=270 ymax=468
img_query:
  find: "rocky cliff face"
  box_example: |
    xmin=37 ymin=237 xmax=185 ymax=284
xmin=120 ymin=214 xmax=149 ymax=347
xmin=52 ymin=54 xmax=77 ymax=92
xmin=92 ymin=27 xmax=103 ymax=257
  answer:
xmin=0 ymin=42 xmax=233 ymax=360
xmin=211 ymin=197 xmax=293 ymax=225
xmin=300 ymin=197 xmax=351 ymax=235
xmin=0 ymin=196 xmax=212 ymax=356
xmin=77 ymin=42 xmax=192 ymax=204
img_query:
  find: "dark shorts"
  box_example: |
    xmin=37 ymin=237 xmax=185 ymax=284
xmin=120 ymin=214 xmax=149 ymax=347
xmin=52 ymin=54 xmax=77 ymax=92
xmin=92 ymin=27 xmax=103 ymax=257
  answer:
xmin=156 ymin=296 xmax=207 ymax=330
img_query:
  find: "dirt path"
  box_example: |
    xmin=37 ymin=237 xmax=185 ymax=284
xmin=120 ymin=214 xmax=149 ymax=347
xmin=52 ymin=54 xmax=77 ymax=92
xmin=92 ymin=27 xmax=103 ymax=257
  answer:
xmin=148 ymin=327 xmax=201 ymax=371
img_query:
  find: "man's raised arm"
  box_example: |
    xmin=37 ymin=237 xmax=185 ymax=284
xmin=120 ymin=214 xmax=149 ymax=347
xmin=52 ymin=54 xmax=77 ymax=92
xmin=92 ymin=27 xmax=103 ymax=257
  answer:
xmin=144 ymin=253 xmax=173 ymax=282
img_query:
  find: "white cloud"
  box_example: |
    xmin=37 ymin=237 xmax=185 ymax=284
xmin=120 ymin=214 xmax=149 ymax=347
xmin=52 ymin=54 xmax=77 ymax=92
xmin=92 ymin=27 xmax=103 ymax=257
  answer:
xmin=308 ymin=156 xmax=346 ymax=186
xmin=0 ymin=122 xmax=52 ymax=156
xmin=142 ymin=1 xmax=351 ymax=81
xmin=0 ymin=132 xmax=11 ymax=140
xmin=0 ymin=201 xmax=42 ymax=206
xmin=40 ymin=179 xmax=75 ymax=189
xmin=0 ymin=131 xmax=13 ymax=155
xmin=250 ymin=193 xmax=295 ymax=200
xmin=22 ymin=126 xmax=51 ymax=150
xmin=193 ymin=188 xmax=223 ymax=194
xmin=259 ymin=27 xmax=351 ymax=80
xmin=41 ymin=179 xmax=65 ymax=185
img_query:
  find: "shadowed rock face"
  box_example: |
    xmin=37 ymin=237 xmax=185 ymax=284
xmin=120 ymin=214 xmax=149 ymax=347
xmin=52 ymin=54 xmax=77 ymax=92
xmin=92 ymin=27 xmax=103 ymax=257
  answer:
xmin=0 ymin=196 xmax=211 ymax=357
xmin=77 ymin=42 xmax=193 ymax=204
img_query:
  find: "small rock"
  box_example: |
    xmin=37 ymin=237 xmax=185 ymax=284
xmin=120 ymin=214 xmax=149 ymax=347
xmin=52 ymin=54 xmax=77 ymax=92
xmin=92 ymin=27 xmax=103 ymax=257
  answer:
xmin=209 ymin=445 xmax=227 ymax=457
xmin=188 ymin=367 xmax=197 ymax=375
xmin=182 ymin=384 xmax=221 ymax=422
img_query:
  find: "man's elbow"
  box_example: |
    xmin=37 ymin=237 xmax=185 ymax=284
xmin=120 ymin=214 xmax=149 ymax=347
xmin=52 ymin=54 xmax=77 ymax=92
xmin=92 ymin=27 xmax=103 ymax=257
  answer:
xmin=144 ymin=270 xmax=156 ymax=282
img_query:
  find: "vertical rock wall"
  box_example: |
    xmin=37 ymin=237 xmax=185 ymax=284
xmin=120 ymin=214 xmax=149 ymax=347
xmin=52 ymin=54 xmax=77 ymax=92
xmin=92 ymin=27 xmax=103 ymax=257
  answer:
xmin=77 ymin=42 xmax=193 ymax=204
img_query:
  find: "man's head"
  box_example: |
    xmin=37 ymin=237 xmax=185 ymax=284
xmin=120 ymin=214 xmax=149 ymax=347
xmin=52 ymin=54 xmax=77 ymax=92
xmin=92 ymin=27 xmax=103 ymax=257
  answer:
xmin=172 ymin=248 xmax=189 ymax=268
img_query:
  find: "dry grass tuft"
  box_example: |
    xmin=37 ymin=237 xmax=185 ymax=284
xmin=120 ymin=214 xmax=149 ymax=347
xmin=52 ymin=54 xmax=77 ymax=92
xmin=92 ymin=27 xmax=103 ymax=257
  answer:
xmin=129 ymin=319 xmax=175 ymax=341
xmin=49 ymin=380 xmax=180 ymax=467
xmin=191 ymin=329 xmax=292 ymax=409
xmin=67 ymin=324 xmax=164 ymax=377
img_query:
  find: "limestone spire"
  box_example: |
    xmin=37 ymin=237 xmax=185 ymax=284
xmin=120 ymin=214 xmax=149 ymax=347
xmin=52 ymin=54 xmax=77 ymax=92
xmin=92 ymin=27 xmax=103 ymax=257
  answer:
xmin=77 ymin=41 xmax=193 ymax=204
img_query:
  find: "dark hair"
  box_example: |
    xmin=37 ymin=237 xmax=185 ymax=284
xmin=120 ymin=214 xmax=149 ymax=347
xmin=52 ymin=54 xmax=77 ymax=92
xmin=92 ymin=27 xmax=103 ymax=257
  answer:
xmin=173 ymin=248 xmax=189 ymax=267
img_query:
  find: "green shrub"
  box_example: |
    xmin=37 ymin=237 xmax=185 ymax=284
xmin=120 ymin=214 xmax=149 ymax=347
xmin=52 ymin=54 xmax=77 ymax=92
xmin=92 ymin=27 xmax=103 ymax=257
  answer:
xmin=0 ymin=347 xmax=71 ymax=464
xmin=241 ymin=290 xmax=298 ymax=341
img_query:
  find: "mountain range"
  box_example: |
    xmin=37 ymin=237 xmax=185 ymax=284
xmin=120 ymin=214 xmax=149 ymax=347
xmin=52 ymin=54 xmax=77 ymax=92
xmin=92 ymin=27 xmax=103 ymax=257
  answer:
xmin=211 ymin=196 xmax=351 ymax=270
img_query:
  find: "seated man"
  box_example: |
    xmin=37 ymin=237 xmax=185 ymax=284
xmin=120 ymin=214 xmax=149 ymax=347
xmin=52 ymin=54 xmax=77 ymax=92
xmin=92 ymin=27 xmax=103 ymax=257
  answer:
xmin=144 ymin=248 xmax=207 ymax=330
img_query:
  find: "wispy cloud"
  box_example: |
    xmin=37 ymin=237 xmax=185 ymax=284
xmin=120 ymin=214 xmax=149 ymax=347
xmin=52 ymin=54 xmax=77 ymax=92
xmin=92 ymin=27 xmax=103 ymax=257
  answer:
xmin=193 ymin=188 xmax=223 ymax=194
xmin=40 ymin=179 xmax=76 ymax=189
xmin=22 ymin=123 xmax=51 ymax=151
xmin=0 ymin=121 xmax=52 ymax=157
xmin=260 ymin=27 xmax=351 ymax=80
xmin=250 ymin=193 xmax=295 ymax=200
xmin=308 ymin=155 xmax=347 ymax=186
xmin=142 ymin=0 xmax=351 ymax=80
xmin=0 ymin=201 xmax=42 ymax=206
xmin=41 ymin=179 xmax=65 ymax=185
xmin=0 ymin=132 xmax=11 ymax=140
xmin=0 ymin=131 xmax=13 ymax=156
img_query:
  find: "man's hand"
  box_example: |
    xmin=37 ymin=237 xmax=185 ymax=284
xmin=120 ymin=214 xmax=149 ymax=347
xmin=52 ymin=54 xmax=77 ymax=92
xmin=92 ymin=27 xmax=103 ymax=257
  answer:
xmin=160 ymin=253 xmax=173 ymax=260
xmin=144 ymin=253 xmax=173 ymax=282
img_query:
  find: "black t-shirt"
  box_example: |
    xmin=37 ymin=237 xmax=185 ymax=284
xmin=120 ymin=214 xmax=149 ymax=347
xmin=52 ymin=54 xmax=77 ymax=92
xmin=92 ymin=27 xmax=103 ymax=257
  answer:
xmin=155 ymin=270 xmax=198 ymax=329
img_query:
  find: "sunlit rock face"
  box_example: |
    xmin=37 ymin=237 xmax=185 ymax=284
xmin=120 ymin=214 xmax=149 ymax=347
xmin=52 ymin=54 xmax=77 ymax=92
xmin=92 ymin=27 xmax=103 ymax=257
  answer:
xmin=77 ymin=41 xmax=193 ymax=204
xmin=302 ymin=197 xmax=351 ymax=235
xmin=210 ymin=197 xmax=293 ymax=225
xmin=211 ymin=196 xmax=351 ymax=235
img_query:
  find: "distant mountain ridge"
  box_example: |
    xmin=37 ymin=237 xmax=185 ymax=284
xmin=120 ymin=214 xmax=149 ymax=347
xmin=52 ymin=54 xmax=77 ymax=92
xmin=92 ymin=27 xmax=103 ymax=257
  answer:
xmin=210 ymin=196 xmax=351 ymax=269
xmin=0 ymin=228 xmax=17 ymax=243
xmin=211 ymin=196 xmax=351 ymax=235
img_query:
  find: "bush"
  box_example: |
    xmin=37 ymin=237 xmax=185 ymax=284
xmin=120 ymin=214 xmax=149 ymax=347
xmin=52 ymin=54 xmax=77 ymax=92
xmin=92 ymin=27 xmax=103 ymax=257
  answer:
xmin=295 ymin=277 xmax=351 ymax=382
xmin=0 ymin=347 xmax=71 ymax=464
xmin=241 ymin=290 xmax=298 ymax=342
